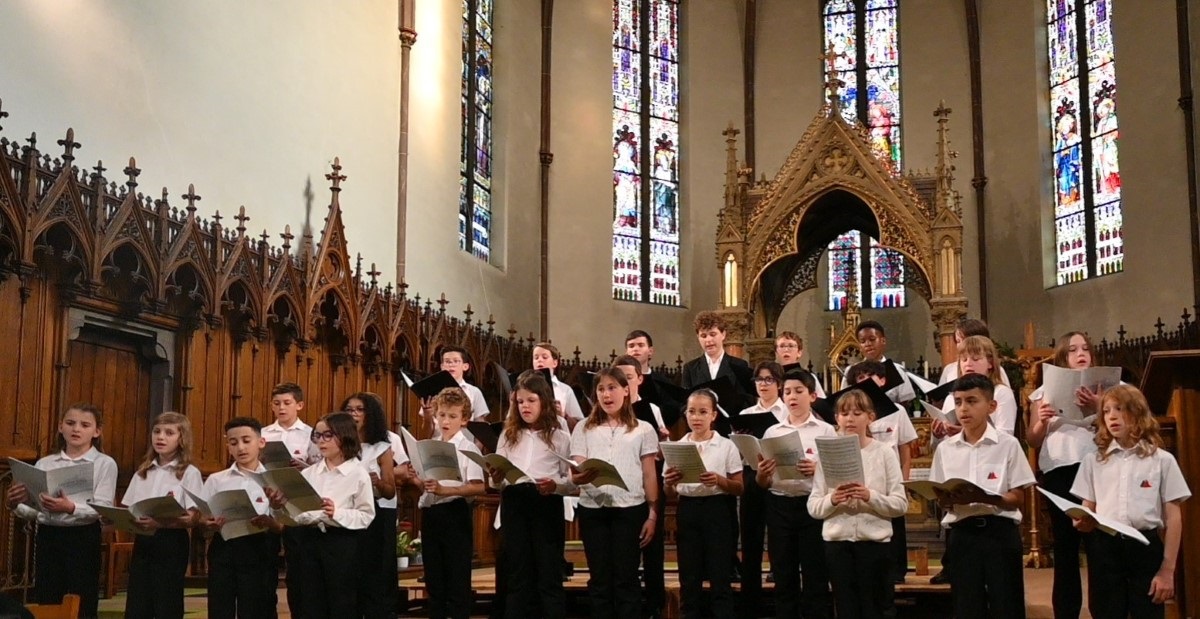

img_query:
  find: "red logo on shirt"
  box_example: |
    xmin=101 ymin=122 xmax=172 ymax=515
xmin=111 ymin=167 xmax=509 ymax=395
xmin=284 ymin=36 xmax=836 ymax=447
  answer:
xmin=987 ymin=472 xmax=997 ymax=480
xmin=1141 ymin=480 xmax=1152 ymax=488
xmin=166 ymin=490 xmax=174 ymax=498
xmin=885 ymin=427 xmax=894 ymax=433
xmin=255 ymin=496 xmax=264 ymax=503
xmin=293 ymin=450 xmax=301 ymax=455
xmin=806 ymin=448 xmax=814 ymax=455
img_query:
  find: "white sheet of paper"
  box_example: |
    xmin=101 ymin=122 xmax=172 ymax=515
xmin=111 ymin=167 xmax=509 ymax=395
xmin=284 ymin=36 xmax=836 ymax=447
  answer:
xmin=89 ymin=504 xmax=154 ymax=536
xmin=916 ymin=399 xmax=954 ymax=424
xmin=461 ymin=451 xmax=528 ymax=486
xmin=1042 ymin=365 xmax=1122 ymax=422
xmin=1036 ymin=487 xmax=1149 ymax=544
xmin=660 ymin=442 xmax=706 ymax=484
xmin=904 ymin=371 xmax=938 ymax=394
xmin=261 ymin=441 xmax=295 ymax=470
xmin=759 ymin=431 xmax=806 ymax=481
xmin=186 ymin=488 xmax=267 ymax=540
xmin=129 ymin=495 xmax=187 ymax=520
xmin=729 ymin=434 xmax=764 ymax=471
xmin=903 ymin=478 xmax=998 ymax=502
xmin=814 ymin=436 xmax=865 ymax=488
xmin=252 ymin=467 xmax=323 ymax=514
xmin=8 ymin=458 xmax=95 ymax=509
xmin=555 ymin=453 xmax=628 ymax=491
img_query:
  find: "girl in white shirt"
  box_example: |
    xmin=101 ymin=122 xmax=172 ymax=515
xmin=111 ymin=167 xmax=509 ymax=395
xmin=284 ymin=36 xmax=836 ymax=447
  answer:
xmin=569 ymin=367 xmax=660 ymax=618
xmin=343 ymin=392 xmax=402 ymax=619
xmin=808 ymin=390 xmax=908 ymax=619
xmin=533 ymin=342 xmax=585 ymax=431
xmin=268 ymin=412 xmax=375 ymax=619
xmin=1070 ymin=385 xmax=1190 ymax=619
xmin=933 ymin=335 xmax=1018 ymax=437
xmin=491 ymin=371 xmax=572 ymax=619
xmin=5 ymin=404 xmax=117 ymax=618
xmin=122 ymin=412 xmax=203 ymax=619
xmin=1027 ymin=331 xmax=1100 ymax=619
xmin=736 ymin=360 xmax=786 ymax=614
xmin=664 ymin=389 xmax=743 ymax=619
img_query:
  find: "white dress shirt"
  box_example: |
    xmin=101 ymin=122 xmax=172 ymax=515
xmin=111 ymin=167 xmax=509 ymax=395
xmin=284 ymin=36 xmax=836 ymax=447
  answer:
xmin=761 ymin=414 xmax=837 ymax=497
xmin=929 ymin=424 xmax=1035 ymax=525
xmin=940 ymin=383 xmax=1018 ymax=435
xmin=14 ymin=447 xmax=118 ymax=526
xmin=292 ymin=457 xmax=375 ymax=529
xmin=419 ymin=430 xmax=485 ymax=508
xmin=870 ymin=409 xmax=918 ymax=453
xmin=740 ymin=399 xmax=788 ymax=424
xmin=669 ymin=433 xmax=742 ymax=498
xmin=459 ymin=381 xmax=491 ymax=421
xmin=1071 ymin=443 xmax=1191 ymax=531
xmin=807 ymin=439 xmax=909 ymax=542
xmin=121 ymin=459 xmax=203 ymax=511
xmin=496 ymin=427 xmax=572 ymax=488
xmin=201 ymin=462 xmax=272 ymax=517
xmin=360 ymin=439 xmax=402 ymax=509
xmin=570 ymin=419 xmax=659 ymax=508
xmin=1029 ymin=386 xmax=1097 ymax=473
xmin=261 ymin=419 xmax=320 ymax=465
xmin=552 ymin=376 xmax=585 ymax=421
xmin=707 ymin=353 xmax=725 ymax=381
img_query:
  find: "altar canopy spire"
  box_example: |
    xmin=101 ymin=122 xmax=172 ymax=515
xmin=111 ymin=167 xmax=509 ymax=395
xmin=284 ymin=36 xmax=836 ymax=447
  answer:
xmin=821 ymin=45 xmax=848 ymax=116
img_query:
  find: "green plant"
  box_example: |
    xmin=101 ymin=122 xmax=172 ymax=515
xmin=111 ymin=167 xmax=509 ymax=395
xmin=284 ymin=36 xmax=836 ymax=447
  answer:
xmin=995 ymin=341 xmax=1026 ymax=392
xmin=396 ymin=531 xmax=420 ymax=558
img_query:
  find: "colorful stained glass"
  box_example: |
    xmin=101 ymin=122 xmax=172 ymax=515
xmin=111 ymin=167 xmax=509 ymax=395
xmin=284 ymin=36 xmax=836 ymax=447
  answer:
xmin=459 ymin=0 xmax=493 ymax=261
xmin=613 ymin=0 xmax=681 ymax=305
xmin=827 ymin=231 xmax=861 ymax=311
xmin=1049 ymin=0 xmax=1121 ymax=284
xmin=823 ymin=0 xmax=904 ymax=309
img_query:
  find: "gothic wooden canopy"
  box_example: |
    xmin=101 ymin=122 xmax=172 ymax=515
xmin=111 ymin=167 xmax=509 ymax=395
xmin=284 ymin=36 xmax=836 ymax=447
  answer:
xmin=713 ymin=91 xmax=968 ymax=359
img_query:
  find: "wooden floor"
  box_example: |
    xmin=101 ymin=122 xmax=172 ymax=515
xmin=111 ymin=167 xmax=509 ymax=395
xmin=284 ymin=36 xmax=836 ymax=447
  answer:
xmin=93 ymin=567 xmax=1094 ymax=618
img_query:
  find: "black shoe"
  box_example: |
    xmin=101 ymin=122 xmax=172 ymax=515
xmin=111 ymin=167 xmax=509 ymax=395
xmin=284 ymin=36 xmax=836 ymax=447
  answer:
xmin=730 ymin=565 xmax=742 ymax=583
xmin=929 ymin=569 xmax=949 ymax=585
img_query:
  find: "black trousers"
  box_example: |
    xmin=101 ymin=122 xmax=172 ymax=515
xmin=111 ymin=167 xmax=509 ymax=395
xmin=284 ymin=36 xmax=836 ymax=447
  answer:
xmin=125 ymin=527 xmax=190 ymax=619
xmin=422 ymin=500 xmax=474 ymax=619
xmin=281 ymin=527 xmax=302 ymax=616
xmin=677 ymin=495 xmax=737 ymax=619
xmin=641 ymin=461 xmax=666 ymax=616
xmin=889 ymin=515 xmax=907 ymax=581
xmin=1086 ymin=528 xmax=1165 ymax=619
xmin=207 ymin=531 xmax=280 ymax=619
xmin=738 ymin=465 xmax=767 ymax=618
xmin=289 ymin=526 xmax=363 ymax=619
xmin=34 ymin=522 xmax=101 ymax=619
xmin=357 ymin=505 xmax=399 ymax=619
xmin=826 ymin=541 xmax=893 ymax=619
xmin=765 ymin=493 xmax=831 ymax=619
xmin=578 ymin=503 xmax=648 ymax=619
xmin=1042 ymin=463 xmax=1085 ymax=619
xmin=946 ymin=516 xmax=1026 ymax=619
xmin=501 ymin=485 xmax=565 ymax=619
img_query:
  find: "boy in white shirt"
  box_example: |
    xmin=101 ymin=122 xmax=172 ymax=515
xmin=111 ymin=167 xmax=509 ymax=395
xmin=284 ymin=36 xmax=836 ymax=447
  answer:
xmin=416 ymin=387 xmax=486 ymax=619
xmin=533 ymin=342 xmax=585 ymax=430
xmin=429 ymin=346 xmax=490 ymax=422
xmin=261 ymin=382 xmax=319 ymax=467
xmin=756 ymin=369 xmax=836 ymax=619
xmin=929 ymin=374 xmax=1035 ymax=619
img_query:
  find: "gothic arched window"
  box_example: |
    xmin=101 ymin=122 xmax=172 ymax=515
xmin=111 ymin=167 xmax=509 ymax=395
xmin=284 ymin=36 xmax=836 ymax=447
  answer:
xmin=612 ymin=0 xmax=681 ymax=305
xmin=822 ymin=0 xmax=906 ymax=310
xmin=460 ymin=0 xmax=494 ymax=261
xmin=1048 ymin=0 xmax=1122 ymax=285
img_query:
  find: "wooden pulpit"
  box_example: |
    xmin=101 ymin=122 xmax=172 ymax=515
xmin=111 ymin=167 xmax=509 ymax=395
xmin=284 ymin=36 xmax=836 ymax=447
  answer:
xmin=1140 ymin=350 xmax=1200 ymax=618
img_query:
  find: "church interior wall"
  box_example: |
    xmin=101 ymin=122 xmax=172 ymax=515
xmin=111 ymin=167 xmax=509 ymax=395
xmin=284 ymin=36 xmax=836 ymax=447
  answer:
xmin=0 ymin=0 xmax=402 ymax=284
xmin=979 ymin=0 xmax=1194 ymax=347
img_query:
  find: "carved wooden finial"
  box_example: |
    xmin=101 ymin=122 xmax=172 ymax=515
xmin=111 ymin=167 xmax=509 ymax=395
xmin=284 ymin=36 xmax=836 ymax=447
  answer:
xmin=368 ymin=263 xmax=380 ymax=286
xmin=436 ymin=293 xmax=449 ymax=313
xmin=326 ymin=157 xmax=347 ymax=192
xmin=120 ymin=157 xmax=140 ymax=188
xmin=260 ymin=229 xmax=270 ymax=247
xmin=90 ymin=160 xmax=107 ymax=184
xmin=25 ymin=132 xmax=37 ymax=151
xmin=182 ymin=184 xmax=202 ymax=215
xmin=934 ymin=99 xmax=953 ymax=120
xmin=397 ymin=278 xmax=409 ymax=300
xmin=355 ymin=253 xmax=363 ymax=279
xmin=722 ymin=122 xmax=739 ymax=139
xmin=57 ymin=128 xmax=80 ymax=163
xmin=821 ymin=44 xmax=848 ymax=115
xmin=234 ymin=206 xmax=249 ymax=235
xmin=212 ymin=210 xmax=223 ymax=229
xmin=463 ymin=304 xmax=474 ymax=322
xmin=0 ymin=98 xmax=8 ymax=131
xmin=281 ymin=224 xmax=294 ymax=250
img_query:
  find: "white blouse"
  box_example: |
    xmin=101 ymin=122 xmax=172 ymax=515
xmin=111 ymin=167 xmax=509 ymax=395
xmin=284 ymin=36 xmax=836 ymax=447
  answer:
xmin=121 ymin=459 xmax=203 ymax=511
xmin=419 ymin=430 xmax=485 ymax=508
xmin=669 ymin=433 xmax=741 ymax=498
xmin=1071 ymin=443 xmax=1191 ymax=531
xmin=1029 ymin=385 xmax=1097 ymax=473
xmin=496 ymin=427 xmax=572 ymax=487
xmin=294 ymin=457 xmax=376 ymax=529
xmin=13 ymin=447 xmax=118 ymax=526
xmin=570 ymin=419 xmax=659 ymax=508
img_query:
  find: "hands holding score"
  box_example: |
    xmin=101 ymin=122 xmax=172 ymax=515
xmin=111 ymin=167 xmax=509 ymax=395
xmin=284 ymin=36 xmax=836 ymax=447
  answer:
xmin=754 ymin=454 xmax=815 ymax=487
xmin=6 ymin=483 xmax=76 ymax=515
xmin=831 ymin=482 xmax=871 ymax=506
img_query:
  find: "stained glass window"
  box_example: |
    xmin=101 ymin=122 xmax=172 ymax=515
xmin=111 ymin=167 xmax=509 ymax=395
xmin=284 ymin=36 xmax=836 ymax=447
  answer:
xmin=460 ymin=0 xmax=493 ymax=262
xmin=1048 ymin=0 xmax=1122 ymax=285
xmin=823 ymin=0 xmax=906 ymax=310
xmin=612 ymin=0 xmax=681 ymax=305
